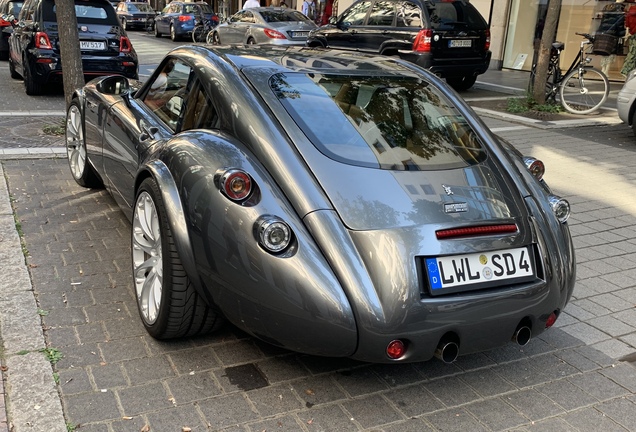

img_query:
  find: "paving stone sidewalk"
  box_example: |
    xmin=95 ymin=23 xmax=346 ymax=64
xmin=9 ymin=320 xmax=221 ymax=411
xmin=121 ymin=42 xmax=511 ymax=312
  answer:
xmin=1 ymin=122 xmax=636 ymax=431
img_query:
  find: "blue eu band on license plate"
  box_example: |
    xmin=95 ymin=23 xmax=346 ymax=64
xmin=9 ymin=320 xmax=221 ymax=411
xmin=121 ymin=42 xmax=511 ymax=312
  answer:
xmin=426 ymin=246 xmax=535 ymax=294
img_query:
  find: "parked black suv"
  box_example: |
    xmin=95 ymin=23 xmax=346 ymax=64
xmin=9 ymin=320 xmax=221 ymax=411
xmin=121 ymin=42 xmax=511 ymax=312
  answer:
xmin=8 ymin=0 xmax=138 ymax=95
xmin=306 ymin=0 xmax=490 ymax=91
xmin=0 ymin=0 xmax=22 ymax=59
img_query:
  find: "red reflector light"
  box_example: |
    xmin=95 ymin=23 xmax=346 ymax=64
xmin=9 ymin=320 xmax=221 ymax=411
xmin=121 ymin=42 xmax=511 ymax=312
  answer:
xmin=413 ymin=29 xmax=432 ymax=52
xmin=36 ymin=58 xmax=53 ymax=64
xmin=179 ymin=15 xmax=193 ymax=21
xmin=386 ymin=340 xmax=406 ymax=359
xmin=0 ymin=19 xmax=12 ymax=27
xmin=545 ymin=312 xmax=558 ymax=329
xmin=35 ymin=32 xmax=52 ymax=49
xmin=485 ymin=29 xmax=491 ymax=51
xmin=220 ymin=169 xmax=252 ymax=201
xmin=436 ymin=224 xmax=518 ymax=240
xmin=120 ymin=36 xmax=133 ymax=53
xmin=263 ymin=28 xmax=286 ymax=39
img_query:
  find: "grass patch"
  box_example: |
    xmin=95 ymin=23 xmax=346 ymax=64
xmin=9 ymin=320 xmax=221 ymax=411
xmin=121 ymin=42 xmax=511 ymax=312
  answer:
xmin=42 ymin=120 xmax=65 ymax=136
xmin=41 ymin=347 xmax=63 ymax=365
xmin=506 ymin=96 xmax=562 ymax=114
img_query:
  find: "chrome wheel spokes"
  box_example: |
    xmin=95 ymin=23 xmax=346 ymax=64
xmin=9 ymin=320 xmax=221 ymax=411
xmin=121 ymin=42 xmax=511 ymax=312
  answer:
xmin=66 ymin=105 xmax=85 ymax=180
xmin=132 ymin=191 xmax=163 ymax=325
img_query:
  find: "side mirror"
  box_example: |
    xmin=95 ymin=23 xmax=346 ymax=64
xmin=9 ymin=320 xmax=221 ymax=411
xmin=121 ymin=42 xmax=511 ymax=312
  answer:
xmin=96 ymin=75 xmax=132 ymax=96
xmin=328 ymin=16 xmax=337 ymax=25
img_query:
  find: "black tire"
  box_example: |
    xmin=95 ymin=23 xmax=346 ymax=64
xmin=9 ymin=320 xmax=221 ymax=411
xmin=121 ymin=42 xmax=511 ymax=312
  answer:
xmin=65 ymin=100 xmax=103 ymax=188
xmin=0 ymin=50 xmax=8 ymax=61
xmin=246 ymin=37 xmax=256 ymax=45
xmin=446 ymin=75 xmax=477 ymax=92
xmin=211 ymin=31 xmax=220 ymax=45
xmin=154 ymin=22 xmax=161 ymax=37
xmin=192 ymin=25 xmax=205 ymax=43
xmin=23 ymin=58 xmax=43 ymax=95
xmin=132 ymin=178 xmax=222 ymax=339
xmin=170 ymin=24 xmax=178 ymax=41
xmin=9 ymin=58 xmax=21 ymax=79
xmin=559 ymin=68 xmax=609 ymax=115
xmin=631 ymin=110 xmax=636 ymax=137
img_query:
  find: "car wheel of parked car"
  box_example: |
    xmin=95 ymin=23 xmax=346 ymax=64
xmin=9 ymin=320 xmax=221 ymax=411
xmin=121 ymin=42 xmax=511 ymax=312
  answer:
xmin=246 ymin=37 xmax=256 ymax=45
xmin=446 ymin=75 xmax=478 ymax=92
xmin=65 ymin=101 xmax=104 ymax=188
xmin=631 ymin=111 xmax=636 ymax=137
xmin=170 ymin=24 xmax=178 ymax=41
xmin=154 ymin=22 xmax=161 ymax=37
xmin=0 ymin=50 xmax=8 ymax=61
xmin=9 ymin=58 xmax=21 ymax=79
xmin=211 ymin=31 xmax=220 ymax=45
xmin=23 ymin=58 xmax=43 ymax=95
xmin=132 ymin=178 xmax=222 ymax=339
xmin=121 ymin=17 xmax=127 ymax=30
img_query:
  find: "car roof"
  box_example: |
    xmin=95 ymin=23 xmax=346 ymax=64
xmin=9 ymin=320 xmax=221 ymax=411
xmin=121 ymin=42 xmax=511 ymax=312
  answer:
xmin=179 ymin=45 xmax=420 ymax=77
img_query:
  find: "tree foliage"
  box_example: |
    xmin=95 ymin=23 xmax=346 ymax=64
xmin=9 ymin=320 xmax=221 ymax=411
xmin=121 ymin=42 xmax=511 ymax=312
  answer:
xmin=55 ymin=0 xmax=84 ymax=108
xmin=532 ymin=0 xmax=562 ymax=105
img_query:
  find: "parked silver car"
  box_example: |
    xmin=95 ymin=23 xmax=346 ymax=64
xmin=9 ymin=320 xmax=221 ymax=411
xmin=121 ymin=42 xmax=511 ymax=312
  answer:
xmin=65 ymin=45 xmax=575 ymax=363
xmin=210 ymin=7 xmax=317 ymax=45
xmin=617 ymin=69 xmax=636 ymax=135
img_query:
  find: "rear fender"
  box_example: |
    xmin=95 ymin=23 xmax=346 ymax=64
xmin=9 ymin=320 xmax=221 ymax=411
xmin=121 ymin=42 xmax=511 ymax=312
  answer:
xmin=140 ymin=160 xmax=213 ymax=306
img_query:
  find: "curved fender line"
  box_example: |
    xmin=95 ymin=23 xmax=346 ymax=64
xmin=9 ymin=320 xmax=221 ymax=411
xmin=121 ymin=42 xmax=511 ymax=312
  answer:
xmin=144 ymin=160 xmax=212 ymax=305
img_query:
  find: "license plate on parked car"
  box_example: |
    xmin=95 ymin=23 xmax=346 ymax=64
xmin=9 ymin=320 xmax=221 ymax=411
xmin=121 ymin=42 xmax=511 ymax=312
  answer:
xmin=290 ymin=31 xmax=309 ymax=38
xmin=80 ymin=41 xmax=106 ymax=50
xmin=425 ymin=246 xmax=535 ymax=295
xmin=449 ymin=39 xmax=472 ymax=48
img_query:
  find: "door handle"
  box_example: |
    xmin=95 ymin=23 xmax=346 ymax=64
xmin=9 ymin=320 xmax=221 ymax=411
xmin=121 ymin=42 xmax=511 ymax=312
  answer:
xmin=140 ymin=125 xmax=158 ymax=141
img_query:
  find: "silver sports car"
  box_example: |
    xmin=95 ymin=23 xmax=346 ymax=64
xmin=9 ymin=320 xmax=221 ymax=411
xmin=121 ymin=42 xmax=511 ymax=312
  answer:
xmin=65 ymin=45 xmax=576 ymax=363
xmin=209 ymin=7 xmax=317 ymax=45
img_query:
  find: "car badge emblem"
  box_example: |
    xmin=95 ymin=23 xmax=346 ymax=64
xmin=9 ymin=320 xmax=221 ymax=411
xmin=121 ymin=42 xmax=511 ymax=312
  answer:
xmin=80 ymin=26 xmax=88 ymax=32
xmin=458 ymin=31 xmax=467 ymax=37
xmin=442 ymin=184 xmax=453 ymax=195
xmin=433 ymin=35 xmax=440 ymax=42
xmin=444 ymin=202 xmax=468 ymax=213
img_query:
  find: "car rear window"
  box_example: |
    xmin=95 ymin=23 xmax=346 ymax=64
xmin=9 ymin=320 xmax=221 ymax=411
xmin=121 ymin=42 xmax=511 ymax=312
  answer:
xmin=426 ymin=1 xmax=487 ymax=30
xmin=45 ymin=0 xmax=119 ymax=23
xmin=261 ymin=10 xmax=309 ymax=23
xmin=271 ymin=73 xmax=486 ymax=171
xmin=128 ymin=3 xmax=154 ymax=12
xmin=184 ymin=3 xmax=213 ymax=14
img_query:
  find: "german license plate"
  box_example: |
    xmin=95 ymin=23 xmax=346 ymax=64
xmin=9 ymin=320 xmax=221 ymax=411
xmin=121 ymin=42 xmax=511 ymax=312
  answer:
xmin=449 ymin=39 xmax=471 ymax=48
xmin=425 ymin=246 xmax=535 ymax=295
xmin=291 ymin=31 xmax=309 ymax=38
xmin=80 ymin=41 xmax=106 ymax=50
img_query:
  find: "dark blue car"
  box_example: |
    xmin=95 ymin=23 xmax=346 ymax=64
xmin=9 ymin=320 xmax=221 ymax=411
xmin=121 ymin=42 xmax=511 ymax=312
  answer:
xmin=154 ymin=1 xmax=217 ymax=41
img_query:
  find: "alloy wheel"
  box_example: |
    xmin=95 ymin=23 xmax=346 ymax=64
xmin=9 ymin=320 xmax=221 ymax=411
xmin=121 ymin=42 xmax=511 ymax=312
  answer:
xmin=66 ymin=104 xmax=86 ymax=180
xmin=132 ymin=191 xmax=163 ymax=325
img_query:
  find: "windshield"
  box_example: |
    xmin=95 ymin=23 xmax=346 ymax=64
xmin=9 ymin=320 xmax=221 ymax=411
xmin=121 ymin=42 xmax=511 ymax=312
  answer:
xmin=426 ymin=1 xmax=487 ymax=30
xmin=260 ymin=10 xmax=309 ymax=22
xmin=271 ymin=73 xmax=486 ymax=171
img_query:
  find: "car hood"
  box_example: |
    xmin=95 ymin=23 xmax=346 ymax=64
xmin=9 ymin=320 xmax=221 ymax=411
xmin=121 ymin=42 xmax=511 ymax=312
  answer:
xmin=308 ymin=157 xmax=524 ymax=231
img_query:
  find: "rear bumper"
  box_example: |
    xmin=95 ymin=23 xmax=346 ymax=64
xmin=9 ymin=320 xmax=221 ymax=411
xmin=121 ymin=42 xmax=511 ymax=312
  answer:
xmin=400 ymin=50 xmax=492 ymax=78
xmin=30 ymin=50 xmax=139 ymax=84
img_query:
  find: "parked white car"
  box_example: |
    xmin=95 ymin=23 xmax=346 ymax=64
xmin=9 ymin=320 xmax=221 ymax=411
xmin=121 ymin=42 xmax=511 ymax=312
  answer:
xmin=616 ymin=70 xmax=636 ymax=135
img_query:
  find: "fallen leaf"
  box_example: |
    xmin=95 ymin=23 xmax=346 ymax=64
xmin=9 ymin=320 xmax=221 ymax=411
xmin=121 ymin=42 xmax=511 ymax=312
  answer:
xmin=305 ymin=388 xmax=315 ymax=395
xmin=140 ymin=425 xmax=150 ymax=432
xmin=307 ymin=419 xmax=314 ymax=425
xmin=0 ymin=366 xmax=8 ymax=372
xmin=182 ymin=427 xmax=192 ymax=432
xmin=123 ymin=416 xmax=133 ymax=420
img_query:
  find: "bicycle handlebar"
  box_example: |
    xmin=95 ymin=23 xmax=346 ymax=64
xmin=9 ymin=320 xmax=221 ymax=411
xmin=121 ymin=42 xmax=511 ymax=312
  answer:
xmin=575 ymin=32 xmax=594 ymax=41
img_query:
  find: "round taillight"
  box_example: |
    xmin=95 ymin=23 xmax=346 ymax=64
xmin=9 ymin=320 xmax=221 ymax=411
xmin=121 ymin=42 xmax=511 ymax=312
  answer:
xmin=546 ymin=311 xmax=558 ymax=329
xmin=386 ymin=340 xmax=406 ymax=360
xmin=523 ymin=157 xmax=545 ymax=181
xmin=256 ymin=217 xmax=291 ymax=253
xmin=548 ymin=195 xmax=570 ymax=223
xmin=220 ymin=169 xmax=252 ymax=201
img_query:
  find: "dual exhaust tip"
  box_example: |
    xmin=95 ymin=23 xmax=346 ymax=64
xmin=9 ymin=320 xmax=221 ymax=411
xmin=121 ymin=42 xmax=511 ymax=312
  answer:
xmin=434 ymin=325 xmax=532 ymax=364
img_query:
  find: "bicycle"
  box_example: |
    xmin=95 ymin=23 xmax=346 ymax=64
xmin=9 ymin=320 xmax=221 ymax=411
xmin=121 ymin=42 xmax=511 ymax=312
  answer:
xmin=192 ymin=15 xmax=216 ymax=43
xmin=532 ymin=32 xmax=610 ymax=115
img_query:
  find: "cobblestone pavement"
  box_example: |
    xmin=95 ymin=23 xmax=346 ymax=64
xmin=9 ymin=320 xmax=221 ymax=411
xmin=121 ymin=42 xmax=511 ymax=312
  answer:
xmin=1 ymin=118 xmax=636 ymax=431
xmin=0 ymin=116 xmax=65 ymax=150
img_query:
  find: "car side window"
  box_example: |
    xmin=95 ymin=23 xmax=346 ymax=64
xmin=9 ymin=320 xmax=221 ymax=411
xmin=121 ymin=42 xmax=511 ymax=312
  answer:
xmin=143 ymin=58 xmax=192 ymax=132
xmin=367 ymin=0 xmax=394 ymax=26
xmin=230 ymin=10 xmax=244 ymax=22
xmin=396 ymin=1 xmax=421 ymax=27
xmin=241 ymin=11 xmax=255 ymax=23
xmin=181 ymin=80 xmax=220 ymax=131
xmin=340 ymin=1 xmax=371 ymax=26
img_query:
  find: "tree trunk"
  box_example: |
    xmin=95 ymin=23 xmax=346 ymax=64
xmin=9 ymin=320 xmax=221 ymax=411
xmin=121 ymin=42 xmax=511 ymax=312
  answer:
xmin=55 ymin=0 xmax=84 ymax=109
xmin=532 ymin=0 xmax=562 ymax=105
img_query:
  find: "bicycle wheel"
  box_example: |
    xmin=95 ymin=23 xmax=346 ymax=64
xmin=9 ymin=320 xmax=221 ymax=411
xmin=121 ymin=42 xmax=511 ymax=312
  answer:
xmin=192 ymin=25 xmax=205 ymax=43
xmin=205 ymin=29 xmax=215 ymax=44
xmin=529 ymin=63 xmax=558 ymax=103
xmin=559 ymin=67 xmax=609 ymax=115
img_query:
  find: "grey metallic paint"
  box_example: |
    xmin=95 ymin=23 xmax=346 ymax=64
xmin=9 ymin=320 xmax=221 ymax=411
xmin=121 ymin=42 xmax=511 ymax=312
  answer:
xmin=71 ymin=45 xmax=575 ymax=363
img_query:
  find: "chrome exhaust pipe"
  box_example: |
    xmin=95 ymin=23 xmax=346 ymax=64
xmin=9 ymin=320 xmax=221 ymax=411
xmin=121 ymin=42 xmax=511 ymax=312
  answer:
xmin=513 ymin=326 xmax=532 ymax=346
xmin=434 ymin=340 xmax=459 ymax=364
